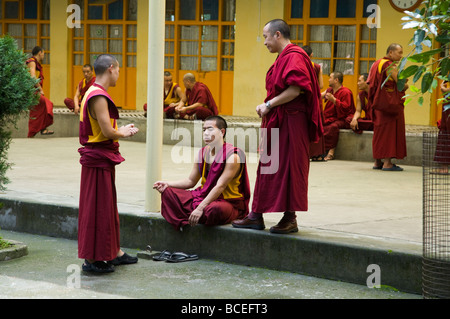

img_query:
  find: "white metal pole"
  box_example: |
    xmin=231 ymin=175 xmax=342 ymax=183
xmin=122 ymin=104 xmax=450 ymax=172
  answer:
xmin=145 ymin=0 xmax=165 ymax=212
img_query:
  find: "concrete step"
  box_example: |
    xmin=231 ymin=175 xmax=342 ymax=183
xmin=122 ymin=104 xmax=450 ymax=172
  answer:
xmin=0 ymin=195 xmax=422 ymax=294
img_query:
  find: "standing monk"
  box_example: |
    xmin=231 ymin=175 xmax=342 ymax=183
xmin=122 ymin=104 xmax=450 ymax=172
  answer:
xmin=368 ymin=44 xmax=407 ymax=171
xmin=303 ymin=45 xmax=326 ymax=161
xmin=26 ymin=46 xmax=54 ymax=137
xmin=434 ymin=80 xmax=450 ymax=172
xmin=178 ymin=73 xmax=219 ymax=120
xmin=64 ymin=64 xmax=96 ymax=115
xmin=78 ymin=54 xmax=139 ymax=273
xmin=232 ymin=19 xmax=322 ymax=234
xmin=322 ymin=71 xmax=355 ymax=160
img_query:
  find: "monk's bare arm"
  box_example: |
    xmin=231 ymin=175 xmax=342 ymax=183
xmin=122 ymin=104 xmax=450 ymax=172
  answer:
xmin=185 ymin=102 xmax=205 ymax=111
xmin=153 ymin=162 xmax=201 ymax=193
xmin=257 ymin=85 xmax=301 ymax=117
xmin=318 ymin=68 xmax=324 ymax=90
xmin=90 ymin=96 xmax=139 ymax=140
xmin=28 ymin=61 xmax=44 ymax=95
xmin=350 ymin=95 xmax=362 ymax=130
xmin=269 ymin=85 xmax=302 ymax=107
xmin=176 ymin=87 xmax=187 ymax=106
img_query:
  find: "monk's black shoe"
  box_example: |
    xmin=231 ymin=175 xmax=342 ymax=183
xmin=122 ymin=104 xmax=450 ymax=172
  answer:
xmin=108 ymin=252 xmax=138 ymax=266
xmin=82 ymin=260 xmax=115 ymax=273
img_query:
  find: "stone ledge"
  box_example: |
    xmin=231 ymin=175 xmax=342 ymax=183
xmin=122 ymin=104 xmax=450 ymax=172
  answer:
xmin=0 ymin=197 xmax=422 ymax=294
xmin=0 ymin=240 xmax=28 ymax=261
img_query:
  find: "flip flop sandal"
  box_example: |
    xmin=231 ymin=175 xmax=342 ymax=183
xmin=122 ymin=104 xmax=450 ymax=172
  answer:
xmin=40 ymin=129 xmax=54 ymax=135
xmin=152 ymin=250 xmax=172 ymax=261
xmin=165 ymin=252 xmax=199 ymax=263
xmin=382 ymin=164 xmax=404 ymax=171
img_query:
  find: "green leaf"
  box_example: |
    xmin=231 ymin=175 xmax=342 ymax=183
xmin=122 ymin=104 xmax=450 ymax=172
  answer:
xmin=413 ymin=66 xmax=426 ymax=83
xmin=421 ymin=72 xmax=433 ymax=93
xmin=409 ymin=85 xmax=421 ymax=93
xmin=404 ymin=98 xmax=413 ymax=106
xmin=408 ymin=48 xmax=443 ymax=64
xmin=399 ymin=65 xmax=419 ymax=79
xmin=418 ymin=96 xmax=424 ymax=106
xmin=440 ymin=58 xmax=450 ymax=76
xmin=435 ymin=33 xmax=450 ymax=44
xmin=397 ymin=78 xmax=407 ymax=91
xmin=414 ymin=29 xmax=426 ymax=47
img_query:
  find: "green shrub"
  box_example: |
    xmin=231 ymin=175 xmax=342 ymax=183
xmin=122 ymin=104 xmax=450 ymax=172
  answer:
xmin=0 ymin=35 xmax=40 ymax=191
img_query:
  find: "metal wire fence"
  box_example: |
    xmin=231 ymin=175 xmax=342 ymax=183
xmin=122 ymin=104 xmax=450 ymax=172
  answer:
xmin=423 ymin=131 xmax=450 ymax=299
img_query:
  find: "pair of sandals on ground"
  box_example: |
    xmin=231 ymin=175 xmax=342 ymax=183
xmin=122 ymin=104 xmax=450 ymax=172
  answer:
xmin=310 ymin=153 xmax=334 ymax=162
xmin=152 ymin=250 xmax=198 ymax=263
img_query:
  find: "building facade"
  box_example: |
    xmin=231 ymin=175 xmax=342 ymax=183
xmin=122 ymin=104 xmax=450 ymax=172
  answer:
xmin=0 ymin=0 xmax=442 ymax=126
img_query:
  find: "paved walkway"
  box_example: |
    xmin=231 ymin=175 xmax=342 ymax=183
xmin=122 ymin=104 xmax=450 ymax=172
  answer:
xmin=2 ymin=137 xmax=422 ymax=248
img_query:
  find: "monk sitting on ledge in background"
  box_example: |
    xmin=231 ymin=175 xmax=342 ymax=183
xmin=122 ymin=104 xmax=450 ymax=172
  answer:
xmin=172 ymin=73 xmax=219 ymax=121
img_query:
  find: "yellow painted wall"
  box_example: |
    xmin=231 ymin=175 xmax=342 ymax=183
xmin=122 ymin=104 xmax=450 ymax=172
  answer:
xmin=135 ymin=0 xmax=148 ymax=111
xmin=377 ymin=1 xmax=431 ymax=126
xmin=233 ymin=0 xmax=434 ymax=125
xmin=233 ymin=0 xmax=284 ymax=117
xmin=49 ymin=0 xmax=69 ymax=106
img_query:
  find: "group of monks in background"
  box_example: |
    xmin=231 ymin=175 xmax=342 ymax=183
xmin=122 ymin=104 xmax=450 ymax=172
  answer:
xmin=307 ymin=43 xmax=410 ymax=172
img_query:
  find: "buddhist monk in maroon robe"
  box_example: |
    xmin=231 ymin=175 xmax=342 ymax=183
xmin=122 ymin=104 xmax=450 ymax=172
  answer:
xmin=64 ymin=64 xmax=96 ymax=115
xmin=322 ymin=71 xmax=355 ymax=160
xmin=368 ymin=44 xmax=407 ymax=171
xmin=232 ymin=19 xmax=322 ymax=234
xmin=434 ymin=80 xmax=450 ymax=171
xmin=174 ymin=73 xmax=219 ymax=120
xmin=144 ymin=71 xmax=186 ymax=118
xmin=26 ymin=46 xmax=54 ymax=138
xmin=349 ymin=73 xmax=373 ymax=134
xmin=154 ymin=116 xmax=250 ymax=231
xmin=303 ymin=45 xmax=326 ymax=161
xmin=78 ymin=54 xmax=139 ymax=273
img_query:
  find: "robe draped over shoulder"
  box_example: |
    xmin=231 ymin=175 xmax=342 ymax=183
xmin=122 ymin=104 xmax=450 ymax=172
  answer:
xmin=252 ymin=44 xmax=322 ymax=213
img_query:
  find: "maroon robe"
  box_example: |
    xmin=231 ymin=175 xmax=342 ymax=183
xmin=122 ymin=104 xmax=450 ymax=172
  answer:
xmin=368 ymin=57 xmax=407 ymax=160
xmin=434 ymin=93 xmax=450 ymax=164
xmin=346 ymin=90 xmax=374 ymax=134
xmin=252 ymin=43 xmax=322 ymax=214
xmin=26 ymin=57 xmax=54 ymax=138
xmin=64 ymin=76 xmax=96 ymax=110
xmin=182 ymin=82 xmax=219 ymax=120
xmin=309 ymin=62 xmax=326 ymax=157
xmin=78 ymin=84 xmax=124 ymax=261
xmin=161 ymin=143 xmax=251 ymax=230
xmin=322 ymin=86 xmax=355 ymax=150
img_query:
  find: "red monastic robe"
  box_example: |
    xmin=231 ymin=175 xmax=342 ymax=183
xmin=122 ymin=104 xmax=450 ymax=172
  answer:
xmin=435 ymin=85 xmax=450 ymax=164
xmin=184 ymin=82 xmax=219 ymax=120
xmin=252 ymin=43 xmax=322 ymax=214
xmin=26 ymin=57 xmax=54 ymax=138
xmin=368 ymin=57 xmax=407 ymax=160
xmin=64 ymin=76 xmax=96 ymax=110
xmin=161 ymin=143 xmax=251 ymax=230
xmin=347 ymin=90 xmax=374 ymax=134
xmin=78 ymin=83 xmax=124 ymax=261
xmin=144 ymin=82 xmax=181 ymax=113
xmin=309 ymin=62 xmax=326 ymax=157
xmin=322 ymin=86 xmax=355 ymax=150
